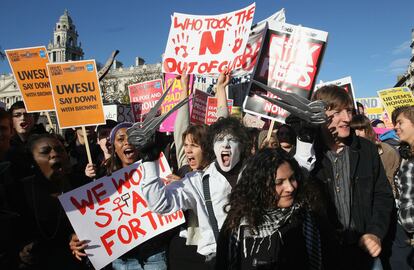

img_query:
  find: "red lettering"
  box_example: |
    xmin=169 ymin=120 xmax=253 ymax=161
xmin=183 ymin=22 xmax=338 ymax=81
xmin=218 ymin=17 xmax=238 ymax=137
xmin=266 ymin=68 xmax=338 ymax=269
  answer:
xmin=142 ymin=211 xmax=158 ymax=229
xmin=112 ymin=172 xmax=132 ymax=194
xmin=199 ymin=30 xmax=224 ymax=55
xmin=132 ymin=191 xmax=148 ymax=214
xmin=91 ymin=183 xmax=110 ymax=206
xmin=70 ymin=190 xmax=94 ymax=215
xmin=100 ymin=230 xmax=116 ymax=256
xmin=128 ymin=218 xmax=147 ymax=238
xmin=95 ymin=207 xmax=112 ymax=228
xmin=118 ymin=225 xmax=132 ymax=244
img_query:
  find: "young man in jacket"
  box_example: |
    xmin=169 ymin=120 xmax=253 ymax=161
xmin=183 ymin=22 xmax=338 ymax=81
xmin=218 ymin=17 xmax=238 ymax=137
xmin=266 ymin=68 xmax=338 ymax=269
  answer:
xmin=310 ymin=85 xmax=394 ymax=270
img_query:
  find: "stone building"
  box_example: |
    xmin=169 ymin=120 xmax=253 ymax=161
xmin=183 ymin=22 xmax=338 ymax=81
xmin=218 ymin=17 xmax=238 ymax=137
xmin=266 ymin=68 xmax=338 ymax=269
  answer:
xmin=395 ymin=28 xmax=414 ymax=91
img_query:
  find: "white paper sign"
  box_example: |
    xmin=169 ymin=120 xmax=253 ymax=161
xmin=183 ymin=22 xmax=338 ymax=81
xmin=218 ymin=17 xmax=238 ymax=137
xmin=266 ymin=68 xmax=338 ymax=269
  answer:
xmin=59 ymin=155 xmax=185 ymax=270
xmin=163 ymin=3 xmax=256 ymax=75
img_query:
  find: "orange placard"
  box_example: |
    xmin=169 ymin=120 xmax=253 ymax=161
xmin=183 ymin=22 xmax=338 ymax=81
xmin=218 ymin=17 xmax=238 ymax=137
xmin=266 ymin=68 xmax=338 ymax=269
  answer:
xmin=5 ymin=46 xmax=54 ymax=112
xmin=47 ymin=60 xmax=105 ymax=128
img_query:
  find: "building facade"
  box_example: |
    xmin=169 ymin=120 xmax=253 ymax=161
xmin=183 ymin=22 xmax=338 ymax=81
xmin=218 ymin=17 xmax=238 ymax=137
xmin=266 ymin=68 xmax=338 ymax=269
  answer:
xmin=0 ymin=10 xmax=162 ymax=109
xmin=395 ymin=29 xmax=414 ymax=91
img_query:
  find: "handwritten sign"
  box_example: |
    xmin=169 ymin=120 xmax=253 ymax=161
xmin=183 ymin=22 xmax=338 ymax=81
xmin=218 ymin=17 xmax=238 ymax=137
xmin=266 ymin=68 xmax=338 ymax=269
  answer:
xmin=163 ymin=3 xmax=256 ymax=75
xmin=59 ymin=155 xmax=185 ymax=270
xmin=128 ymin=79 xmax=163 ymax=122
xmin=47 ymin=60 xmax=105 ymax=128
xmin=5 ymin=46 xmax=54 ymax=112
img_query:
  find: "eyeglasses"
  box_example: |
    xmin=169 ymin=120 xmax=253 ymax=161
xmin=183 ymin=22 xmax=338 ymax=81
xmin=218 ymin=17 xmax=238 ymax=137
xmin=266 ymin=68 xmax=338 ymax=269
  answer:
xmin=12 ymin=112 xmax=33 ymax=118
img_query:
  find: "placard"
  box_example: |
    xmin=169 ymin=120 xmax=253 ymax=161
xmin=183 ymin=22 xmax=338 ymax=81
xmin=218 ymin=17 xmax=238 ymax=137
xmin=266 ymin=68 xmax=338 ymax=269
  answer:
xmin=163 ymin=3 xmax=256 ymax=75
xmin=59 ymin=155 xmax=185 ymax=270
xmin=128 ymin=79 xmax=163 ymax=122
xmin=5 ymin=46 xmax=54 ymax=112
xmin=377 ymin=87 xmax=414 ymax=117
xmin=47 ymin=60 xmax=105 ymax=128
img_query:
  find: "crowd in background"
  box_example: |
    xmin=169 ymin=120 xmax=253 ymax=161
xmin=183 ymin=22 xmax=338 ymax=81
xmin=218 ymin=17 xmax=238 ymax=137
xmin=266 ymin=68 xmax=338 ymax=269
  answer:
xmin=0 ymin=70 xmax=414 ymax=270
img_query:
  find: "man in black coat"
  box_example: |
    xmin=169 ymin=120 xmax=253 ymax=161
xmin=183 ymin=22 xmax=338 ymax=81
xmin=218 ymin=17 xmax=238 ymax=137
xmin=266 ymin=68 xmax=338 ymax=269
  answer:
xmin=309 ymin=85 xmax=394 ymax=270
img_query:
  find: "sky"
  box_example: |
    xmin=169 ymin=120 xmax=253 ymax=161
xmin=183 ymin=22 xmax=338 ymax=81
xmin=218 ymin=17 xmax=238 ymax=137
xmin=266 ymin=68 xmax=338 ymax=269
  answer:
xmin=1 ymin=0 xmax=413 ymax=98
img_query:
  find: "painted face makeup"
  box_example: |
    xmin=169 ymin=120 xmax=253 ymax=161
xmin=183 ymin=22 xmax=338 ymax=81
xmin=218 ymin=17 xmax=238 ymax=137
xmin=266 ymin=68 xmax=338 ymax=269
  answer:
xmin=213 ymin=133 xmax=241 ymax=172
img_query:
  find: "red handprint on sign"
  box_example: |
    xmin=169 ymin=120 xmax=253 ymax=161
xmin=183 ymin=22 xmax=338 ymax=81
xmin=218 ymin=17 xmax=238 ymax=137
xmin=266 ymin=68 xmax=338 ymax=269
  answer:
xmin=172 ymin=33 xmax=193 ymax=58
xmin=231 ymin=26 xmax=248 ymax=53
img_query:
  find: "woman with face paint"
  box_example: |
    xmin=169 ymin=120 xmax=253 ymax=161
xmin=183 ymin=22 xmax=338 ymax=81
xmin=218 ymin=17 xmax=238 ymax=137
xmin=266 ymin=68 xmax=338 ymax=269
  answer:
xmin=216 ymin=148 xmax=322 ymax=270
xmin=14 ymin=134 xmax=88 ymax=270
xmin=140 ymin=116 xmax=251 ymax=268
xmin=70 ymin=123 xmax=168 ymax=270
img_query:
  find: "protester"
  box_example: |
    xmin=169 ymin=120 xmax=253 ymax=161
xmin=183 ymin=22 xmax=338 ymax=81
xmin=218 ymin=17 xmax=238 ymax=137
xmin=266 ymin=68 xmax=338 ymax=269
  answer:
xmin=216 ymin=148 xmax=322 ymax=269
xmin=258 ymin=129 xmax=279 ymax=150
xmin=276 ymin=124 xmax=296 ymax=156
xmin=350 ymin=114 xmax=400 ymax=196
xmin=139 ymin=117 xmax=251 ymax=268
xmin=371 ymin=119 xmax=386 ymax=129
xmin=84 ymin=119 xmax=117 ymax=179
xmin=66 ymin=125 xmax=101 ymax=185
xmin=70 ymin=122 xmax=168 ymax=270
xmin=308 ymin=85 xmax=394 ymax=270
xmin=389 ymin=106 xmax=414 ymax=270
xmin=16 ymin=134 xmax=86 ymax=270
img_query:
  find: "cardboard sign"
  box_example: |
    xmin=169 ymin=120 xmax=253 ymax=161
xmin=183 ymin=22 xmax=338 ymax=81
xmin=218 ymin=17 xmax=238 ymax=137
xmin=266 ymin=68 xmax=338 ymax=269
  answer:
xmin=159 ymin=73 xmax=194 ymax=132
xmin=205 ymin=97 xmax=233 ymax=125
xmin=128 ymin=79 xmax=163 ymax=122
xmin=190 ymin=89 xmax=211 ymax=125
xmin=243 ymin=23 xmax=328 ymax=123
xmin=103 ymin=104 xmax=134 ymax=122
xmin=315 ymin=76 xmax=356 ymax=107
xmin=377 ymin=87 xmax=414 ymax=117
xmin=355 ymin=97 xmax=384 ymax=121
xmin=192 ymin=8 xmax=286 ymax=89
xmin=5 ymin=46 xmax=54 ymax=112
xmin=163 ymin=3 xmax=256 ymax=75
xmin=243 ymin=113 xmax=265 ymax=129
xmin=47 ymin=60 xmax=105 ymax=128
xmin=59 ymin=155 xmax=185 ymax=270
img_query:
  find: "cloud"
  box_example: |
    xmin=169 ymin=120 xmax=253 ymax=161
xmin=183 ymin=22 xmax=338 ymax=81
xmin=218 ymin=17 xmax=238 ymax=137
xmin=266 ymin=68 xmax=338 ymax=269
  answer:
xmin=392 ymin=40 xmax=411 ymax=55
xmin=389 ymin=58 xmax=408 ymax=75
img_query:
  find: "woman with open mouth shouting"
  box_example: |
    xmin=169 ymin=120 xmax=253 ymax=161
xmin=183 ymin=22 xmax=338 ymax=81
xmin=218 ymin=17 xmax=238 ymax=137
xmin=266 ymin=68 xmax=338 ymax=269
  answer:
xmin=70 ymin=122 xmax=168 ymax=270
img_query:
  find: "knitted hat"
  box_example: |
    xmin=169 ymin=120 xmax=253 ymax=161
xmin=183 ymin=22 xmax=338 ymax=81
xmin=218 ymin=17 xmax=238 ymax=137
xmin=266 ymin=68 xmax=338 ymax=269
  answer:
xmin=109 ymin=122 xmax=133 ymax=144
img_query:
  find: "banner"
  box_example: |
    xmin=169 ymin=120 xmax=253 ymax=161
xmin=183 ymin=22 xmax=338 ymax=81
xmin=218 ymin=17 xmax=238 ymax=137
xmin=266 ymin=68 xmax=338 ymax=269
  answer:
xmin=5 ymin=46 xmax=54 ymax=112
xmin=103 ymin=104 xmax=135 ymax=122
xmin=47 ymin=60 xmax=105 ymax=128
xmin=159 ymin=74 xmax=194 ymax=132
xmin=205 ymin=97 xmax=233 ymax=125
xmin=377 ymin=87 xmax=414 ymax=118
xmin=243 ymin=23 xmax=328 ymax=123
xmin=128 ymin=79 xmax=163 ymax=122
xmin=355 ymin=97 xmax=384 ymax=121
xmin=190 ymin=89 xmax=211 ymax=125
xmin=59 ymin=155 xmax=185 ymax=270
xmin=315 ymin=76 xmax=356 ymax=106
xmin=163 ymin=3 xmax=256 ymax=75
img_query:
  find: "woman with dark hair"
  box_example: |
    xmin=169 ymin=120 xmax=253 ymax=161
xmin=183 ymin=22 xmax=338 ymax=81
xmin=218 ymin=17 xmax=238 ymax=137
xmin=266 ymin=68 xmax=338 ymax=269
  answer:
xmin=70 ymin=122 xmax=168 ymax=270
xmin=216 ymin=148 xmax=321 ymax=270
xmin=16 ymin=133 xmax=87 ymax=270
xmin=350 ymin=114 xmax=400 ymax=196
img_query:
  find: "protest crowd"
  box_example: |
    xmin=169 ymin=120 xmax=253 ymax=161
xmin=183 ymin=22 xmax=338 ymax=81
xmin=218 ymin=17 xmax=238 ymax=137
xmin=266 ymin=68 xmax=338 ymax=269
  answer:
xmin=2 ymin=3 xmax=414 ymax=270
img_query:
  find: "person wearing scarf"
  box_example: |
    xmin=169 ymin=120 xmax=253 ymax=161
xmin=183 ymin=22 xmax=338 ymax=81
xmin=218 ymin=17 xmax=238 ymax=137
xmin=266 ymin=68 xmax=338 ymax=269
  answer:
xmin=216 ymin=148 xmax=322 ymax=270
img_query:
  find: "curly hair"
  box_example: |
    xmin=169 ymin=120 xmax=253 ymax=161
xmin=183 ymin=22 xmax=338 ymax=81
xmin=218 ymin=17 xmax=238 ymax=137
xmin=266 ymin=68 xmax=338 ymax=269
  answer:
xmin=223 ymin=148 xmax=303 ymax=232
xmin=206 ymin=117 xmax=251 ymax=163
